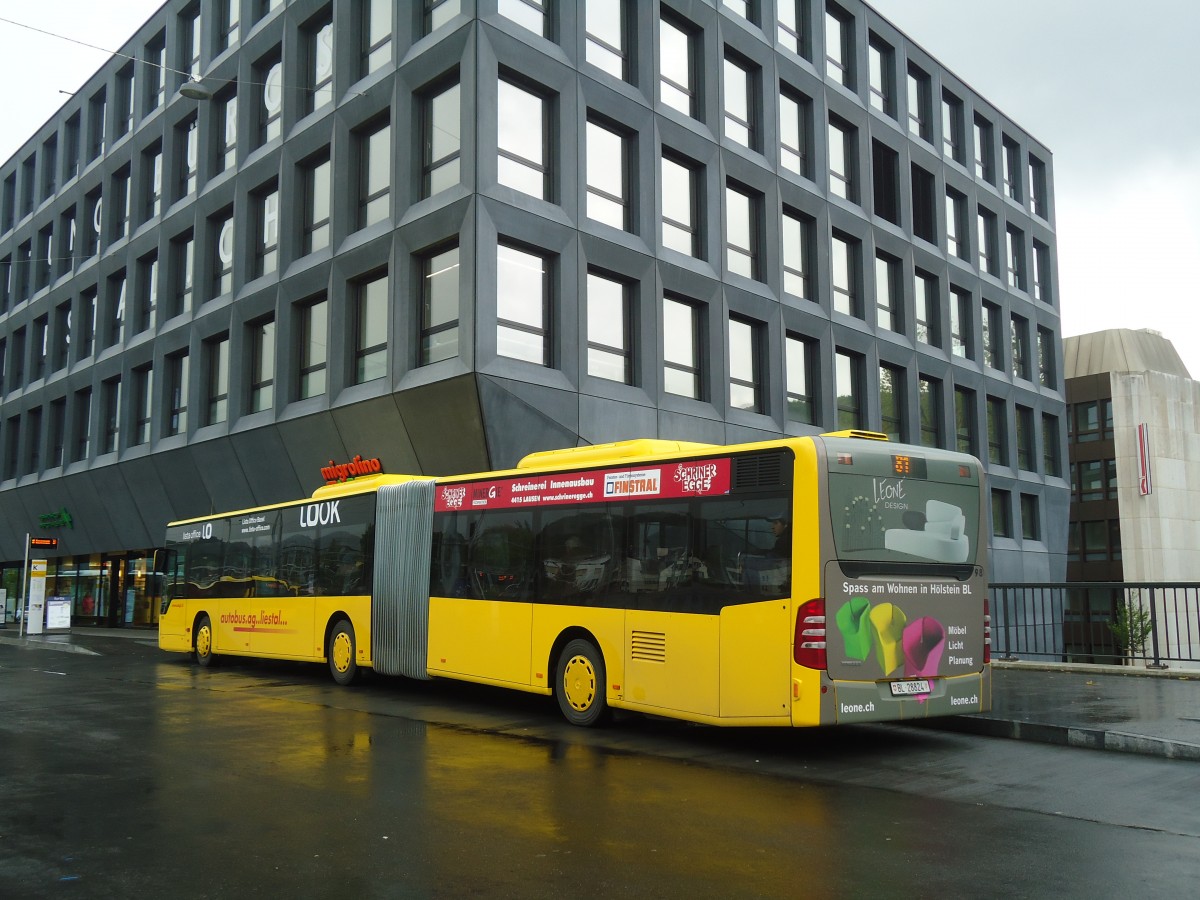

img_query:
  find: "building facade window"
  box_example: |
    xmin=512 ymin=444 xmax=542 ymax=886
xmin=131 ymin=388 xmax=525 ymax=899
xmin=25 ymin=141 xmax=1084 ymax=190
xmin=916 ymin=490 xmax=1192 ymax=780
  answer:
xmin=1006 ymin=225 xmax=1026 ymax=290
xmin=725 ymin=183 xmax=759 ymax=280
xmin=785 ymin=334 xmax=815 ymax=424
xmin=828 ymin=116 xmax=855 ymax=201
xmin=919 ymin=375 xmax=942 ymax=448
xmin=777 ymin=0 xmax=809 ymax=59
xmin=950 ymin=286 xmax=971 ymax=358
xmin=954 ymin=386 xmax=976 ymax=455
xmin=991 ymin=488 xmax=1012 ymax=538
xmin=879 ymin=364 xmax=903 ymax=441
xmin=663 ymin=297 xmax=701 ymax=399
xmin=168 ymin=232 xmax=194 ymax=318
xmin=362 ymin=0 xmax=393 ymax=75
xmin=1020 ymin=494 xmax=1040 ymax=541
xmin=205 ymin=336 xmax=230 ymax=425
xmin=1016 ymin=405 xmax=1035 ymax=471
xmin=973 ymin=114 xmax=994 ymax=183
xmin=723 ymin=52 xmax=757 ymax=150
xmin=355 ymin=272 xmax=389 ymax=383
xmin=297 ymin=299 xmax=329 ymax=399
xmin=166 ymin=351 xmax=188 ymax=436
xmin=216 ymin=89 xmax=238 ymax=174
xmin=499 ymin=0 xmax=547 ymax=37
xmin=100 ymin=377 xmax=121 ymax=454
xmin=1029 ymin=155 xmax=1049 ymax=219
xmin=831 ymin=232 xmax=858 ymax=317
xmin=176 ymin=115 xmax=198 ymax=200
xmin=1033 ymin=240 xmax=1051 ymax=303
xmin=497 ymin=79 xmax=548 ymax=199
xmin=874 ymin=253 xmax=899 ymax=332
xmin=585 ymin=0 xmax=627 ymax=80
xmin=977 ymin=207 xmax=998 ymax=276
xmin=254 ymin=186 xmax=279 ymax=278
xmin=586 ymin=119 xmax=628 ymax=230
xmin=210 ymin=211 xmax=234 ymax=299
xmin=660 ymin=14 xmax=697 ymax=118
xmin=781 ymin=209 xmax=812 ymax=301
xmin=779 ymin=88 xmax=811 ymax=179
xmin=661 ymin=154 xmax=700 ymax=257
xmin=306 ymin=16 xmax=334 ymax=114
xmin=1042 ymin=413 xmax=1061 ymax=476
xmin=986 ymin=395 xmax=1007 ymax=465
xmin=358 ymin=119 xmax=391 ymax=228
xmin=728 ymin=317 xmax=761 ymax=412
xmin=942 ymin=89 xmax=964 ymax=163
xmin=132 ymin=366 xmax=153 ymax=446
xmin=835 ymin=349 xmax=863 ymax=430
xmin=303 ymin=153 xmax=331 ymax=254
xmin=135 ymin=254 xmax=157 ymax=334
xmin=1011 ymin=314 xmax=1031 ymax=380
xmin=249 ymin=317 xmax=275 ymax=413
xmin=982 ymin=301 xmax=1001 ymax=369
xmin=423 ymin=80 xmax=461 ymax=198
xmin=872 ymin=140 xmax=900 ymax=224
xmin=420 ymin=244 xmax=460 ymax=365
xmin=907 ymin=64 xmax=931 ymax=141
xmin=868 ymin=35 xmax=894 ymax=117
xmin=586 ymin=271 xmax=631 ymax=384
xmin=496 ymin=243 xmax=549 ymax=365
xmin=999 ymin=139 xmax=1021 ymax=202
xmin=914 ymin=269 xmax=939 ymax=346
xmin=1038 ymin=327 xmax=1055 ymax=387
xmin=424 ymin=0 xmax=460 ymax=34
xmin=825 ymin=5 xmax=854 ymax=89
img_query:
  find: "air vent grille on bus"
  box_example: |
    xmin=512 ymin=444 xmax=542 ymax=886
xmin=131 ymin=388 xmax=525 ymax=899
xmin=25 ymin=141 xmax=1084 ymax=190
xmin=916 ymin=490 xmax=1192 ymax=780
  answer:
xmin=732 ymin=452 xmax=785 ymax=491
xmin=630 ymin=630 xmax=667 ymax=663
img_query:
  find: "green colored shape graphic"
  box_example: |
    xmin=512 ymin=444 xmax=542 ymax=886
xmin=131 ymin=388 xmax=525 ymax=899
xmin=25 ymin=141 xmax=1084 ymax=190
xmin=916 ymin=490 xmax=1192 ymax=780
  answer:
xmin=836 ymin=597 xmax=873 ymax=660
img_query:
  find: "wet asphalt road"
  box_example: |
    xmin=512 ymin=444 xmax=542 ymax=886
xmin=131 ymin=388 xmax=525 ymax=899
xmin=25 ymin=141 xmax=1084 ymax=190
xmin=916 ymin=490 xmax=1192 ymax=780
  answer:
xmin=2 ymin=638 xmax=1198 ymax=899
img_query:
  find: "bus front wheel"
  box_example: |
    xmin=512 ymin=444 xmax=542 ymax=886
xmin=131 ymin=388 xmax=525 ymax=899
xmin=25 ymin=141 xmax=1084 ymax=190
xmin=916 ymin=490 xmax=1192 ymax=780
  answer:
xmin=195 ymin=615 xmax=216 ymax=667
xmin=556 ymin=638 xmax=609 ymax=727
xmin=328 ymin=620 xmax=359 ymax=686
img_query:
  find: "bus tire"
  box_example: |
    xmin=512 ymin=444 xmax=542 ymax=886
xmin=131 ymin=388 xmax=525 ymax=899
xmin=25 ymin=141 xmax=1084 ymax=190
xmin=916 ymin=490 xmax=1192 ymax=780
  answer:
xmin=195 ymin=615 xmax=216 ymax=667
xmin=328 ymin=620 xmax=359 ymax=686
xmin=556 ymin=638 xmax=609 ymax=727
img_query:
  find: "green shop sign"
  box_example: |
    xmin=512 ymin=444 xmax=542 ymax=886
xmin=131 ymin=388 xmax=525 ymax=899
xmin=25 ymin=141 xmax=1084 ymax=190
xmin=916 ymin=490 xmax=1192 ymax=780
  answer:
xmin=39 ymin=508 xmax=73 ymax=529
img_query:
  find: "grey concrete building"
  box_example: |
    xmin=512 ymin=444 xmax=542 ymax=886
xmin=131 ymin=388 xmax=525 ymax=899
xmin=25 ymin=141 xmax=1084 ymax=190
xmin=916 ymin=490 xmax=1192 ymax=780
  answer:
xmin=0 ymin=0 xmax=1066 ymax=626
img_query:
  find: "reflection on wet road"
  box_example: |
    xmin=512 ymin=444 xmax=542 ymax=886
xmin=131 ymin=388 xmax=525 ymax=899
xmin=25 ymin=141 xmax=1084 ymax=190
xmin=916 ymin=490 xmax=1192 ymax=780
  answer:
xmin=2 ymin=645 xmax=1198 ymax=898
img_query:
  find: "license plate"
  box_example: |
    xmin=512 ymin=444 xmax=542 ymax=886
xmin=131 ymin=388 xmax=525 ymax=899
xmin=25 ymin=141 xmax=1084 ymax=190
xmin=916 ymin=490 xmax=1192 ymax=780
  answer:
xmin=889 ymin=679 xmax=931 ymax=696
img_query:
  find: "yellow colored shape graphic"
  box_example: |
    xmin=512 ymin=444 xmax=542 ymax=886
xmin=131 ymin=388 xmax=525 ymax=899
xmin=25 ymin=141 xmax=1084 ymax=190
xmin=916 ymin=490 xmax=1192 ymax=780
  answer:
xmin=869 ymin=602 xmax=907 ymax=676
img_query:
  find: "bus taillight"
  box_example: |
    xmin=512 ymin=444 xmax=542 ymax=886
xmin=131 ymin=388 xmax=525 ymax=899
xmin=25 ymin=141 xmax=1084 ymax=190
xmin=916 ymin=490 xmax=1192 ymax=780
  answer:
xmin=794 ymin=599 xmax=827 ymax=670
xmin=983 ymin=598 xmax=992 ymax=664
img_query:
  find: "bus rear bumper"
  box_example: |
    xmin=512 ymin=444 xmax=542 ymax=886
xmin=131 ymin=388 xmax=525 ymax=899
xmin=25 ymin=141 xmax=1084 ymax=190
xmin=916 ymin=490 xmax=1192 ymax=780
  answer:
xmin=824 ymin=667 xmax=991 ymax=725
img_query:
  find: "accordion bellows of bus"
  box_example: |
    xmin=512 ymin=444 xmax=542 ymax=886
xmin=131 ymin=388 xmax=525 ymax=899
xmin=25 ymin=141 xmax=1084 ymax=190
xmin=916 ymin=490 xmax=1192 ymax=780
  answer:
xmin=157 ymin=431 xmax=991 ymax=727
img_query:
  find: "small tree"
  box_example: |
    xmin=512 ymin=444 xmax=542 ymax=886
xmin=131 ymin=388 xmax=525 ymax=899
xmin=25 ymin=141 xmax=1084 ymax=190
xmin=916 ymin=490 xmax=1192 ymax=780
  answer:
xmin=1110 ymin=595 xmax=1153 ymax=661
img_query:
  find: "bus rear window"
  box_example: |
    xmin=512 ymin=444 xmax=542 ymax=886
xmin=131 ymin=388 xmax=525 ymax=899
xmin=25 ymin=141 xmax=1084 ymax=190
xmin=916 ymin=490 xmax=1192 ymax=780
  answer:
xmin=827 ymin=471 xmax=981 ymax=574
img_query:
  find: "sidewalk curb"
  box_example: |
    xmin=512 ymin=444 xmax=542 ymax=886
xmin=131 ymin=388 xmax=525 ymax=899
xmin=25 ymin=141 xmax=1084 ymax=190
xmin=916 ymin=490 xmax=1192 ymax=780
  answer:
xmin=0 ymin=634 xmax=101 ymax=656
xmin=916 ymin=714 xmax=1200 ymax=761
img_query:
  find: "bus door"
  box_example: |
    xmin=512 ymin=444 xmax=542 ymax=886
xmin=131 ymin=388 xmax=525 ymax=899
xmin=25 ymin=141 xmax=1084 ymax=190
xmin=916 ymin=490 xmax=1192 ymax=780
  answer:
xmin=154 ymin=546 xmax=191 ymax=653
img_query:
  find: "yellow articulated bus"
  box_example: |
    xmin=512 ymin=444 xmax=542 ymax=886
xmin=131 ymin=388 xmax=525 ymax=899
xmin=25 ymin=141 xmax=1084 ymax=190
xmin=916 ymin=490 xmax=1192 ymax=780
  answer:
xmin=157 ymin=431 xmax=991 ymax=727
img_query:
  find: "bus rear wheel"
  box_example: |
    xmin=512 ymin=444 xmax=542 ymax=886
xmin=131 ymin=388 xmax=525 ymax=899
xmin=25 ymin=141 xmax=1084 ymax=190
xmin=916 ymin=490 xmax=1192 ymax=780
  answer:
xmin=328 ymin=620 xmax=359 ymax=686
xmin=195 ymin=615 xmax=216 ymax=667
xmin=556 ymin=638 xmax=609 ymax=727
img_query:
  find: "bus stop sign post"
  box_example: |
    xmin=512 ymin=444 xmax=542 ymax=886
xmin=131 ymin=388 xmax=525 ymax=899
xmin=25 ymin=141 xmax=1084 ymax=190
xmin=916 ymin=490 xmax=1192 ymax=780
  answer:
xmin=18 ymin=536 xmax=58 ymax=638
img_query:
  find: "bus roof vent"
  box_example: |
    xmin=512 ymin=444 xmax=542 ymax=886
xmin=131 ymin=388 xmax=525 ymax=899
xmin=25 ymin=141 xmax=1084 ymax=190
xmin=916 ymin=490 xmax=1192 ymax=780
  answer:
xmin=517 ymin=439 xmax=716 ymax=470
xmin=821 ymin=429 xmax=889 ymax=441
xmin=733 ymin=451 xmax=786 ymax=491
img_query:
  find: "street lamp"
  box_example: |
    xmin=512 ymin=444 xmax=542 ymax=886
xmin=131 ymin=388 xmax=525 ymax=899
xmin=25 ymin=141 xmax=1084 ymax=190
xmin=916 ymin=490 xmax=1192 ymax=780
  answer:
xmin=179 ymin=79 xmax=212 ymax=101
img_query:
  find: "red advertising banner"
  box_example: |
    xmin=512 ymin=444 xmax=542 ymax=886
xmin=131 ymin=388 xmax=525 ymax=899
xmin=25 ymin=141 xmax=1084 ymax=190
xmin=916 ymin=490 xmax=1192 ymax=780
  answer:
xmin=434 ymin=457 xmax=732 ymax=513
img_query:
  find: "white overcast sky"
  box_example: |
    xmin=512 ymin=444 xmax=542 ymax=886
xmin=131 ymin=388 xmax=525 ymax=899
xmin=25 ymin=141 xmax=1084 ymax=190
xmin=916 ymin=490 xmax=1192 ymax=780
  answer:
xmin=2 ymin=0 xmax=1199 ymax=378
